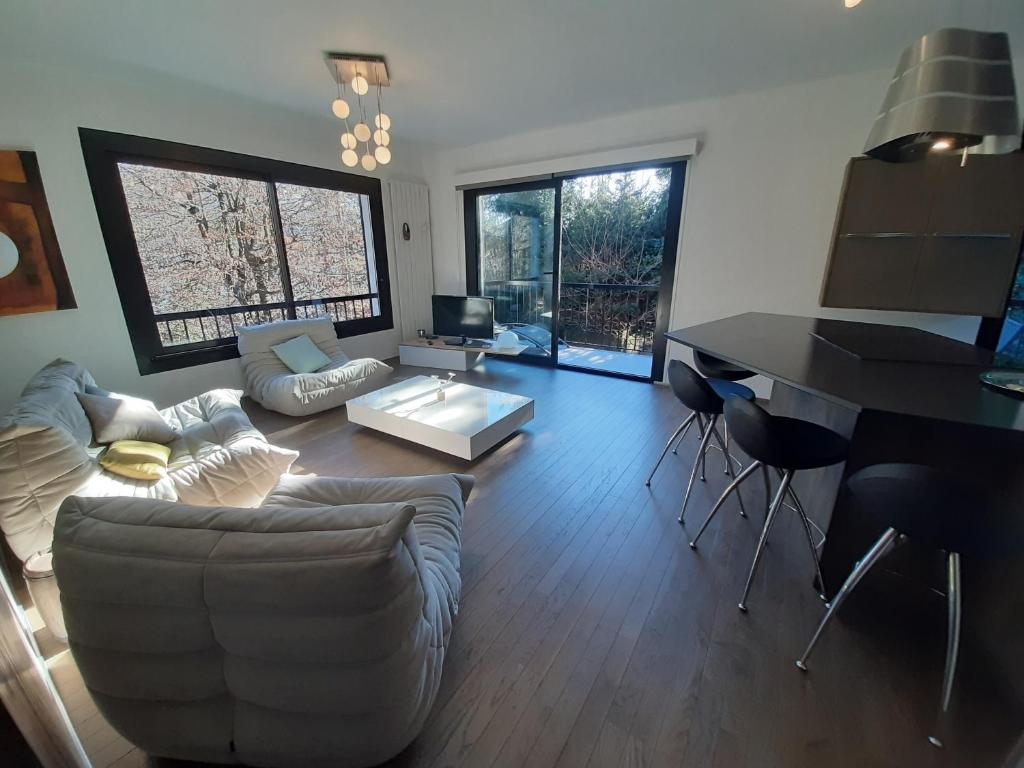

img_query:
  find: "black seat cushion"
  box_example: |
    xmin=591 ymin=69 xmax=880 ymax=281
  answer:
xmin=845 ymin=464 xmax=1013 ymax=557
xmin=709 ymin=379 xmax=755 ymax=402
xmin=724 ymin=397 xmax=849 ymax=470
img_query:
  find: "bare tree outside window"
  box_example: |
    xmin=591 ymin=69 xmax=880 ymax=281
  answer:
xmin=275 ymin=183 xmax=371 ymax=300
xmin=117 ymin=164 xmax=380 ymax=347
xmin=118 ymin=164 xmax=283 ymax=315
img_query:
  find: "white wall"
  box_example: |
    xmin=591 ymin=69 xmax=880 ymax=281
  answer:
xmin=423 ymin=66 xmax=1018 ymax=391
xmin=0 ymin=59 xmax=430 ymax=411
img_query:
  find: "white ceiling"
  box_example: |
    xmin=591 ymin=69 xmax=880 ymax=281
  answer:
xmin=3 ymin=0 xmax=1022 ymax=147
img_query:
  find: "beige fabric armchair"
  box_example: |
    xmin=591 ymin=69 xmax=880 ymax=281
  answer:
xmin=53 ymin=471 xmax=472 ymax=768
xmin=237 ymin=318 xmax=392 ymax=416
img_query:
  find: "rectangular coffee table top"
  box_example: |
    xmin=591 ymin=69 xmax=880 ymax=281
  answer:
xmin=347 ymin=375 xmax=533 ymax=438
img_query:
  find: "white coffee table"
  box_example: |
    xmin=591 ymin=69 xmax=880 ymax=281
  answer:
xmin=346 ymin=376 xmax=534 ymax=460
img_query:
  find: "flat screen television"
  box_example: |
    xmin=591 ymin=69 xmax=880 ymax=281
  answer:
xmin=432 ymin=295 xmax=494 ymax=340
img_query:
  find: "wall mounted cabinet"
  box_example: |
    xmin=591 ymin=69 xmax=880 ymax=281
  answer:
xmin=820 ymin=154 xmax=1024 ymax=317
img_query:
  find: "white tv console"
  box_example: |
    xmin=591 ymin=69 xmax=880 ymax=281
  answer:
xmin=398 ymin=337 xmax=528 ymax=371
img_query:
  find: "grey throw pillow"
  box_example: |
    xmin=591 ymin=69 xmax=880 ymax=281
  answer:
xmin=76 ymin=392 xmax=180 ymax=445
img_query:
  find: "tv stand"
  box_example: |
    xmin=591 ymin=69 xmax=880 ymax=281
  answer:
xmin=398 ymin=337 xmax=528 ymax=371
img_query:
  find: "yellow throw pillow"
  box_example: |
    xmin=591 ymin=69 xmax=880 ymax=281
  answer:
xmin=99 ymin=440 xmax=172 ymax=482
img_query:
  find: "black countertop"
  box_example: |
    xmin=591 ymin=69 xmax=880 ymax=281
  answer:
xmin=666 ymin=313 xmax=1024 ymax=432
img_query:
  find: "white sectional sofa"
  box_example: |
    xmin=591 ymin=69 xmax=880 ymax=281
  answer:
xmin=237 ymin=318 xmax=392 ymax=417
xmin=53 ymin=471 xmax=472 ymax=768
xmin=0 ymin=360 xmax=297 ymax=562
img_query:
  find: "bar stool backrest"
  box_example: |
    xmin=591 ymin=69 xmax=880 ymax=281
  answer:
xmin=668 ymin=360 xmax=723 ymax=415
xmin=723 ymin=396 xmax=784 ymax=466
xmin=694 ymin=350 xmax=755 ymax=382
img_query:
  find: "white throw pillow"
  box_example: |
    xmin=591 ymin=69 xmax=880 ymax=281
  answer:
xmin=168 ymin=439 xmax=298 ymax=507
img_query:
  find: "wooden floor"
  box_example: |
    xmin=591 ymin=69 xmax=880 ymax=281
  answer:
xmin=52 ymin=359 xmax=1022 ymax=767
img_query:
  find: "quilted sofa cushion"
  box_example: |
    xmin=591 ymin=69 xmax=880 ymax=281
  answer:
xmin=161 ymin=389 xmax=298 ymax=506
xmin=238 ymin=318 xmax=392 ymax=417
xmin=0 ymin=360 xmax=99 ymax=560
xmin=53 ymin=471 xmax=472 ymax=768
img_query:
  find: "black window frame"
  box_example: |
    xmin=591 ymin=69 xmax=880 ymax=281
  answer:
xmin=79 ymin=128 xmax=393 ymax=375
xmin=463 ymin=160 xmax=686 ymax=383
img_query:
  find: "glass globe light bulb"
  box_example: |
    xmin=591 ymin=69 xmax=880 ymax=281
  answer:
xmin=353 ymin=122 xmax=371 ymax=142
xmin=361 ymin=153 xmax=377 ymax=171
xmin=373 ymin=129 xmax=390 ymax=147
xmin=340 ymin=132 xmax=357 ymax=149
xmin=341 ymin=149 xmax=358 ymax=167
xmin=351 ymin=75 xmax=369 ymax=95
xmin=374 ymin=145 xmax=392 ymax=165
xmin=374 ymin=113 xmax=391 ymax=131
xmin=331 ymin=98 xmax=350 ymax=119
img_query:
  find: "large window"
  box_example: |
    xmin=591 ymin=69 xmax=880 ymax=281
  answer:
xmin=81 ymin=129 xmax=391 ymax=374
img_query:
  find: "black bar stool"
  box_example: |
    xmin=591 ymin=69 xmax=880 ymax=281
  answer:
xmin=646 ymin=359 xmax=755 ymax=488
xmin=693 ymin=351 xmax=756 ymax=475
xmin=795 ymin=464 xmax=1009 ymax=749
xmin=646 ymin=361 xmax=754 ymax=521
xmin=702 ymin=397 xmax=848 ymax=612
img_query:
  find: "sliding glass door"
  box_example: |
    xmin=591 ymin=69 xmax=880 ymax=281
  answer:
xmin=466 ymin=180 xmax=561 ymax=362
xmin=464 ymin=161 xmax=685 ymax=381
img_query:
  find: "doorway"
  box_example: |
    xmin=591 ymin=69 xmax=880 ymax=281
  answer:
xmin=464 ymin=161 xmax=685 ymax=381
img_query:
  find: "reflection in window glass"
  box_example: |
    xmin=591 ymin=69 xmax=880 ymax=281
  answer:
xmin=275 ymin=183 xmax=374 ymax=301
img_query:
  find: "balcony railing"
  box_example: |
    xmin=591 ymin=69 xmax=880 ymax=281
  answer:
xmin=153 ymin=294 xmax=379 ymax=347
xmin=484 ymin=279 xmax=659 ymax=355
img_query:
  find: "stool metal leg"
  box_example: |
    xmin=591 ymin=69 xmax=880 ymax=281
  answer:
xmin=738 ymin=469 xmax=792 ymax=612
xmin=689 ymin=461 xmax=761 ymax=548
xmin=723 ymin=423 xmax=731 ymax=475
xmin=761 ymin=464 xmax=772 ymax=522
xmin=772 ymin=473 xmax=826 ymax=600
xmin=699 ymin=418 xmax=708 ymax=482
xmin=786 ymin=485 xmax=826 ymax=549
xmin=774 ymin=468 xmax=826 ymax=547
xmin=685 ymin=414 xmax=704 ymax=463
xmin=710 ymin=425 xmax=747 ymax=517
xmin=792 ymin=494 xmax=827 ymax=602
xmin=645 ymin=412 xmax=696 ymax=487
xmin=679 ymin=415 xmax=717 ymax=524
xmin=929 ymin=551 xmax=962 ymax=749
xmin=795 ymin=527 xmax=898 ymax=670
xmin=672 ymin=412 xmax=699 ymax=455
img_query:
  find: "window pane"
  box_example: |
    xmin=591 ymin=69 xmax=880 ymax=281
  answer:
xmin=117 ymin=163 xmax=283 ymax=346
xmin=476 ymin=188 xmax=556 ymax=357
xmin=559 ymin=167 xmax=671 ymax=363
xmin=275 ymin=183 xmax=379 ymax=321
xmin=995 ymin=261 xmax=1024 ymax=368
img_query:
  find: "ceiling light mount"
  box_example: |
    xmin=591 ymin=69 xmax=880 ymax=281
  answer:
xmin=325 ymin=53 xmax=393 ymax=171
xmin=325 ymin=53 xmax=391 ymax=88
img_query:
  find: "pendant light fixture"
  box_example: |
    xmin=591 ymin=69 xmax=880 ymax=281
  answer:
xmin=864 ymin=28 xmax=1020 ymax=162
xmin=326 ymin=53 xmax=394 ymax=171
